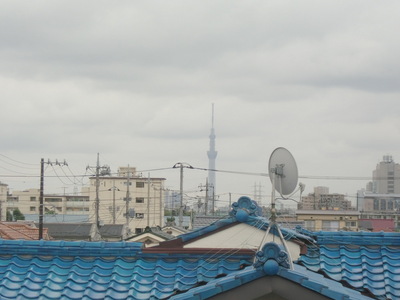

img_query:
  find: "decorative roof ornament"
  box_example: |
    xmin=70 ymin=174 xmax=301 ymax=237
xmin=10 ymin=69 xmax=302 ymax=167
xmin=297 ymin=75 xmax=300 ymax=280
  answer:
xmin=229 ymin=196 xmax=262 ymax=222
xmin=254 ymin=242 xmax=290 ymax=275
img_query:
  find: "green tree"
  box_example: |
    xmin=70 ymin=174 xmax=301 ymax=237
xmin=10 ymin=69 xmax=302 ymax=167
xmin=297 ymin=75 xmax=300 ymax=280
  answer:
xmin=12 ymin=208 xmax=25 ymax=221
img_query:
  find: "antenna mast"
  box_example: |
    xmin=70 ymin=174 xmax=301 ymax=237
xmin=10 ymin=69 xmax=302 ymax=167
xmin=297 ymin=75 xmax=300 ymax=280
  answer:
xmin=207 ymin=103 xmax=217 ymax=212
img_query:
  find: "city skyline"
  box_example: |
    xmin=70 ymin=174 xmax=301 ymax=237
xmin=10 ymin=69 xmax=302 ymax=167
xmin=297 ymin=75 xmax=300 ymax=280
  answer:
xmin=0 ymin=152 xmax=396 ymax=209
xmin=1 ymin=2 xmax=400 ymax=208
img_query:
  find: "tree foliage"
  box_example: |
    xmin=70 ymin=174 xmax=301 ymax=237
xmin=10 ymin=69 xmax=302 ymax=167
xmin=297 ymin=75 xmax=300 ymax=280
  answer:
xmin=12 ymin=208 xmax=25 ymax=221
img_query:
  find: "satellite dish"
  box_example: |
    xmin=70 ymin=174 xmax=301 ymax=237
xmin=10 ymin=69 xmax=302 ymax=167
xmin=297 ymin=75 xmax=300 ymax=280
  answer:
xmin=268 ymin=147 xmax=298 ymax=196
xmin=257 ymin=147 xmax=298 ymax=270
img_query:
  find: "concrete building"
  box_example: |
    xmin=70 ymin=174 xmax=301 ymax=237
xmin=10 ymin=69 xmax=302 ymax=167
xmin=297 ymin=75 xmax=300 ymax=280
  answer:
xmin=296 ymin=210 xmax=359 ymax=231
xmin=320 ymin=193 xmax=353 ymax=210
xmin=86 ymin=167 xmax=166 ymax=236
xmin=298 ymin=186 xmax=354 ymax=211
xmin=358 ymin=192 xmax=400 ymax=229
xmin=6 ymin=189 xmax=89 ymax=218
xmin=358 ymin=155 xmax=400 ymax=230
xmin=164 ymin=190 xmax=180 ymax=211
xmin=370 ymin=154 xmax=400 ymax=193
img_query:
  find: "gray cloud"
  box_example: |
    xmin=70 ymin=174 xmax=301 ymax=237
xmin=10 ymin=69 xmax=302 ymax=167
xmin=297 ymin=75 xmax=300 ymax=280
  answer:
xmin=1 ymin=1 xmax=400 ymax=203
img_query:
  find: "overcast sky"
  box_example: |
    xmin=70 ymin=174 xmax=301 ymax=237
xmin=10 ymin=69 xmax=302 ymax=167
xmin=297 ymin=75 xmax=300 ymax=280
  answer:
xmin=1 ymin=1 xmax=399 ymax=208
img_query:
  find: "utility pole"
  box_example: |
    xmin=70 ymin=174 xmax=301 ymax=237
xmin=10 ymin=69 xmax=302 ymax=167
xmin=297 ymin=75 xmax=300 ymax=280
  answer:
xmin=108 ymin=180 xmax=119 ymax=224
xmin=199 ymin=179 xmax=213 ymax=215
xmin=95 ymin=154 xmax=100 ymax=231
xmin=205 ymin=179 xmax=209 ymax=215
xmin=39 ymin=158 xmax=68 ymax=240
xmin=147 ymin=173 xmax=151 ymax=227
xmin=173 ymin=162 xmax=193 ymax=227
xmin=86 ymin=153 xmax=110 ymax=240
xmin=211 ymin=183 xmax=215 ymax=215
xmin=39 ymin=158 xmax=44 ymax=240
xmin=159 ymin=185 xmax=163 ymax=226
xmin=125 ymin=166 xmax=131 ymax=226
xmin=179 ymin=165 xmax=183 ymax=226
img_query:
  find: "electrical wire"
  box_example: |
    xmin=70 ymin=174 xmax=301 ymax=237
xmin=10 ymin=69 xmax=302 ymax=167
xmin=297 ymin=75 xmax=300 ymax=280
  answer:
xmin=0 ymin=154 xmax=38 ymax=167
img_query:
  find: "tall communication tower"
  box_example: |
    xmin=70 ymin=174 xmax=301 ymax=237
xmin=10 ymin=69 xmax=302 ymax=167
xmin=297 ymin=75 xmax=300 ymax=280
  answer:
xmin=207 ymin=104 xmax=217 ymax=211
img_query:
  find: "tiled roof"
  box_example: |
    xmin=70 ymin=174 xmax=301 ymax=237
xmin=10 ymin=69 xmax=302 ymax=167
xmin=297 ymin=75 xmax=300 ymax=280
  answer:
xmin=0 ymin=239 xmax=252 ymax=300
xmin=0 ymin=222 xmax=49 ymax=240
xmin=42 ymin=222 xmax=94 ymax=239
xmin=192 ymin=215 xmax=226 ymax=230
xmin=0 ymin=237 xmax=373 ymax=300
xmin=179 ymin=197 xmax=314 ymax=245
xmin=298 ymin=230 xmax=400 ymax=299
xmin=172 ymin=242 xmax=373 ymax=300
xmin=172 ymin=264 xmax=373 ymax=300
xmin=0 ymin=198 xmax=388 ymax=299
xmin=99 ymin=224 xmax=126 ymax=239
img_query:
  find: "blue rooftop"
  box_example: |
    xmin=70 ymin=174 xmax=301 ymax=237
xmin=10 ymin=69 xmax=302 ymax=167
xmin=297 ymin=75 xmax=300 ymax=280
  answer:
xmin=297 ymin=229 xmax=400 ymax=299
xmin=0 ymin=240 xmax=252 ymax=300
xmin=0 ymin=198 xmax=392 ymax=299
xmin=171 ymin=242 xmax=372 ymax=300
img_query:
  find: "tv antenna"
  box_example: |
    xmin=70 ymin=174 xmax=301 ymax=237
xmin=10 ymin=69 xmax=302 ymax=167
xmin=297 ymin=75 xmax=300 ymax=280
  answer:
xmin=258 ymin=147 xmax=298 ymax=269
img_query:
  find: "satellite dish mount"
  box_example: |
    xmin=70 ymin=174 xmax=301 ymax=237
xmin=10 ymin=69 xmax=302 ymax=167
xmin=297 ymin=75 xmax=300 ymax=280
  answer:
xmin=258 ymin=147 xmax=299 ymax=269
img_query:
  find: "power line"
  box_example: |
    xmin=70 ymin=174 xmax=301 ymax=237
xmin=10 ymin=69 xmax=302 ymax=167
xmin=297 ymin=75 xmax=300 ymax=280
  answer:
xmin=0 ymin=154 xmax=37 ymax=167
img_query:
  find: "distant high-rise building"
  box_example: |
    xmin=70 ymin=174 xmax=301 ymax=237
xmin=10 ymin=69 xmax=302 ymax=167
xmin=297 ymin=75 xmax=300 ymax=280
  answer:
xmin=207 ymin=104 xmax=217 ymax=212
xmin=371 ymin=155 xmax=400 ymax=194
xmin=298 ymin=186 xmax=354 ymax=211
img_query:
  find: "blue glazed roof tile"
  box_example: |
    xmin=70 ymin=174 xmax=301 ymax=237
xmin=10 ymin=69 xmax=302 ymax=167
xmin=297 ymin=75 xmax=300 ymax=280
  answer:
xmin=0 ymin=239 xmax=259 ymax=299
xmin=171 ymin=263 xmax=373 ymax=300
xmin=0 ymin=198 xmax=393 ymax=299
xmin=297 ymin=230 xmax=400 ymax=300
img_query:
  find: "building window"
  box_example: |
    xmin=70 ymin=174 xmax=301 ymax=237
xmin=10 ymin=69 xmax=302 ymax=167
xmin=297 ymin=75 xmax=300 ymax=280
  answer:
xmin=136 ymin=182 xmax=145 ymax=188
xmin=322 ymin=221 xmax=339 ymax=231
xmin=388 ymin=200 xmax=394 ymax=210
xmin=30 ymin=206 xmax=36 ymax=212
xmin=135 ymin=213 xmax=144 ymax=219
xmin=373 ymin=199 xmax=379 ymax=210
xmin=30 ymin=197 xmax=36 ymax=201
xmin=136 ymin=197 xmax=144 ymax=203
xmin=380 ymin=199 xmax=387 ymax=210
xmin=45 ymin=198 xmax=62 ymax=203
xmin=135 ymin=228 xmax=143 ymax=234
xmin=346 ymin=221 xmax=356 ymax=227
xmin=304 ymin=220 xmax=315 ymax=231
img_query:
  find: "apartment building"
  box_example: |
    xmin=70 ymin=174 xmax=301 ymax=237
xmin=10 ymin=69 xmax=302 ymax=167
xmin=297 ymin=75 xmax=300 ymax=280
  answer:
xmin=6 ymin=188 xmax=89 ymax=218
xmin=358 ymin=192 xmax=400 ymax=229
xmin=296 ymin=210 xmax=359 ymax=231
xmin=85 ymin=167 xmax=166 ymax=235
xmin=358 ymin=155 xmax=400 ymax=230
xmin=298 ymin=186 xmax=354 ymax=211
xmin=371 ymin=155 xmax=400 ymax=193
